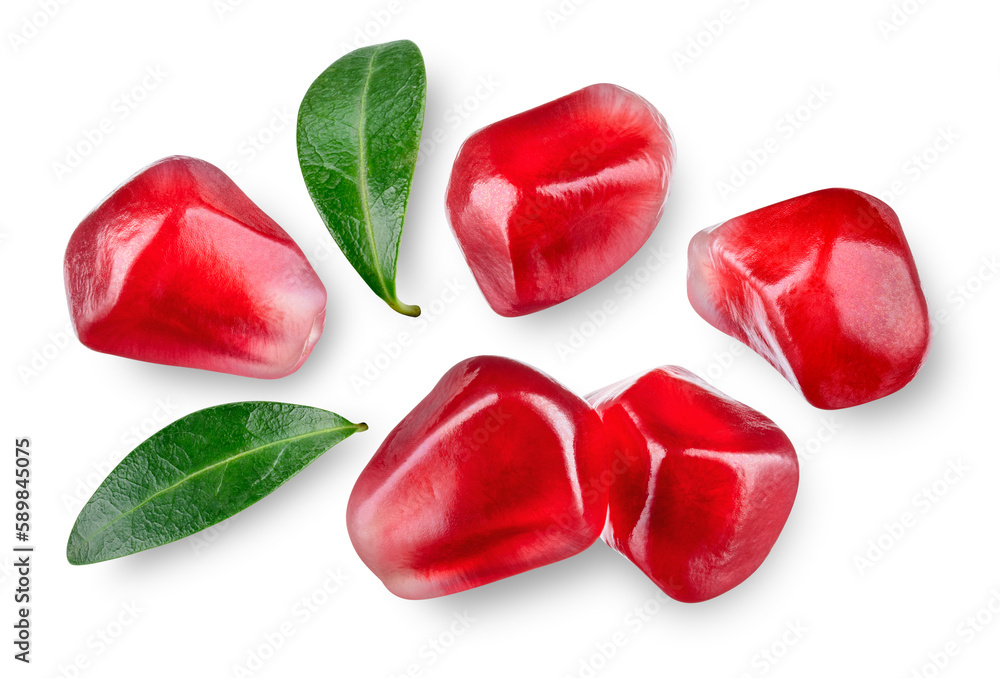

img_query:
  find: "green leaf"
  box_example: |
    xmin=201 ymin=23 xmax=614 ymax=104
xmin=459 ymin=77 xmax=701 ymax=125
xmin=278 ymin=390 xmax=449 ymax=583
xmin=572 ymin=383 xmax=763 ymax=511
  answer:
xmin=297 ymin=39 xmax=426 ymax=317
xmin=67 ymin=402 xmax=366 ymax=565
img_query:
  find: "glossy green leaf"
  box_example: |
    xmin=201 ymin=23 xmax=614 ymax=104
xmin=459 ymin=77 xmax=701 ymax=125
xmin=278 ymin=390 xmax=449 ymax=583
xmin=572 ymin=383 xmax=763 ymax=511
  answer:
xmin=67 ymin=402 xmax=366 ymax=565
xmin=297 ymin=39 xmax=426 ymax=317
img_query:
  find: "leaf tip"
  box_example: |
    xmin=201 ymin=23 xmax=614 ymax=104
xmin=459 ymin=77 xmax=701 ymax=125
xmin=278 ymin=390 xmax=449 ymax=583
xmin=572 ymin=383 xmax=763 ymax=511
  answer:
xmin=356 ymin=422 xmax=369 ymax=433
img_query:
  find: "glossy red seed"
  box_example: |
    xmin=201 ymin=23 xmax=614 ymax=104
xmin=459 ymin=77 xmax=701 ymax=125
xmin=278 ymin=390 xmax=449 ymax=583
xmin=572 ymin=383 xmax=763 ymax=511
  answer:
xmin=687 ymin=188 xmax=930 ymax=409
xmin=347 ymin=356 xmax=611 ymax=599
xmin=446 ymin=83 xmax=675 ymax=317
xmin=589 ymin=366 xmax=799 ymax=603
xmin=64 ymin=156 xmax=326 ymax=379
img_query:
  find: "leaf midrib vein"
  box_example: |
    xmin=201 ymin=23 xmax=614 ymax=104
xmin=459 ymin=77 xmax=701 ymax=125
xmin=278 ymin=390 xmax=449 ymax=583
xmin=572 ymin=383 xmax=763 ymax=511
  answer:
xmin=70 ymin=424 xmax=356 ymax=554
xmin=356 ymin=45 xmax=391 ymax=300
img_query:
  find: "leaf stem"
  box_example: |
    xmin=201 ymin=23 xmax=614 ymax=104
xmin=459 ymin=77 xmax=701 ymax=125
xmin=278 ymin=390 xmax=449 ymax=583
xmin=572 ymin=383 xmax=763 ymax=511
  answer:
xmin=389 ymin=299 xmax=421 ymax=317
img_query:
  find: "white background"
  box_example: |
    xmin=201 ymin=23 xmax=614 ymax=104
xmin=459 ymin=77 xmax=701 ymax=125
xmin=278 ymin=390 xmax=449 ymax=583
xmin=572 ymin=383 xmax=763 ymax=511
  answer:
xmin=2 ymin=0 xmax=999 ymax=676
